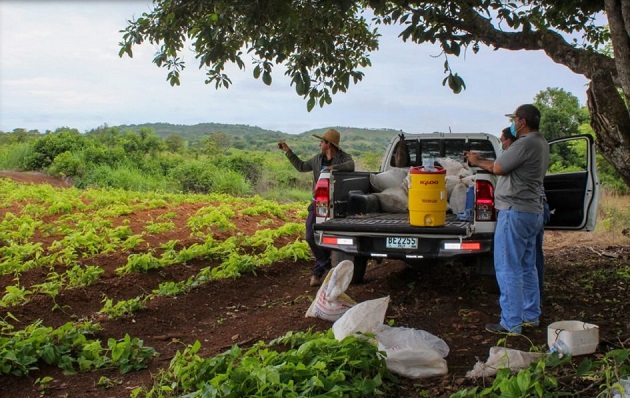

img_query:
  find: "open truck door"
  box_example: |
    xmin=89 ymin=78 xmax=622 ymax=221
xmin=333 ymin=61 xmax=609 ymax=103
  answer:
xmin=544 ymin=134 xmax=600 ymax=231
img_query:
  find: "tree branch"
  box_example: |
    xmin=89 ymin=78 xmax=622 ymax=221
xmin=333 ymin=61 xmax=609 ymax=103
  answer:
xmin=452 ymin=9 xmax=616 ymax=80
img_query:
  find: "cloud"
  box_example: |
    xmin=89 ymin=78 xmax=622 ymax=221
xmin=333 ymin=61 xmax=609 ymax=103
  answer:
xmin=0 ymin=1 xmax=590 ymax=137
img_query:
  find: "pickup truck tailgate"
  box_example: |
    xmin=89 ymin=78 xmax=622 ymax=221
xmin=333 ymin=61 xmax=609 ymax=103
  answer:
xmin=314 ymin=213 xmax=472 ymax=237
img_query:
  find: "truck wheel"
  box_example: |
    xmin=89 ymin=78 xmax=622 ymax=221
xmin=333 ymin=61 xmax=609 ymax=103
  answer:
xmin=331 ymin=252 xmax=368 ymax=284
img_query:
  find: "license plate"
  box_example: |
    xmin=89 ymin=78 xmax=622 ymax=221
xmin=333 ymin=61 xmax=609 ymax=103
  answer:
xmin=386 ymin=237 xmax=418 ymax=249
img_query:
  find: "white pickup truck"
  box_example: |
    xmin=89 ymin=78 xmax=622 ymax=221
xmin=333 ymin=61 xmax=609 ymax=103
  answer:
xmin=313 ymin=132 xmax=600 ymax=283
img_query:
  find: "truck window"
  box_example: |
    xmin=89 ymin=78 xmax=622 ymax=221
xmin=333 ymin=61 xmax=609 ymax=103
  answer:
xmin=389 ymin=139 xmax=496 ymax=167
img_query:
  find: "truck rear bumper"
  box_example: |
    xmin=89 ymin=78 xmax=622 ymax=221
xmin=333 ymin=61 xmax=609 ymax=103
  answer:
xmin=314 ymin=213 xmax=493 ymax=260
xmin=315 ymin=231 xmax=494 ymax=261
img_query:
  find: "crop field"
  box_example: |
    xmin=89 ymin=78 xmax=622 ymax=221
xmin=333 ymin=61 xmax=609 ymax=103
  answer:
xmin=1 ymin=173 xmax=629 ymax=398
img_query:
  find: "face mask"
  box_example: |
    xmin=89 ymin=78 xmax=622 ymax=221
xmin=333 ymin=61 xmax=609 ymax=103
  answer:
xmin=510 ymin=121 xmax=517 ymax=136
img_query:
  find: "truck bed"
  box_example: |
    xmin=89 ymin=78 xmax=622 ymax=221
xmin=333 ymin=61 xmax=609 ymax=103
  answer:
xmin=314 ymin=212 xmax=472 ymax=236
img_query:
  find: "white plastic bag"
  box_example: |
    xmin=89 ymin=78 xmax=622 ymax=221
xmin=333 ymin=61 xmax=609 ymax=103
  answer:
xmin=436 ymin=157 xmax=465 ymax=176
xmin=449 ymin=180 xmax=469 ymax=215
xmin=466 ymin=346 xmax=543 ymax=378
xmin=374 ymin=324 xmax=449 ymax=378
xmin=374 ymin=185 xmax=408 ymax=213
xmin=305 ymin=260 xmax=356 ymax=321
xmin=370 ymin=168 xmax=408 ymax=192
xmin=332 ymin=296 xmax=390 ymax=340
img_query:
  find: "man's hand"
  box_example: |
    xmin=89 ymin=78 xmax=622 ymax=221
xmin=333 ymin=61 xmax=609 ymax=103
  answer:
xmin=278 ymin=141 xmax=289 ymax=152
xmin=465 ymin=151 xmax=480 ymax=167
xmin=465 ymin=151 xmax=504 ymax=175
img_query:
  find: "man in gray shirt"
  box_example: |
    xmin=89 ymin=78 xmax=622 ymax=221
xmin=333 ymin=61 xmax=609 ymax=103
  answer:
xmin=466 ymin=104 xmax=549 ymax=334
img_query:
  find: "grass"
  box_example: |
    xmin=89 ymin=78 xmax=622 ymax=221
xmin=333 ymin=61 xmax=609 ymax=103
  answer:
xmin=545 ymin=189 xmax=630 ymax=249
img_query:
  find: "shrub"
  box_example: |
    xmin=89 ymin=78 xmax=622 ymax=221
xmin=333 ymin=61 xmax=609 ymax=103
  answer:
xmin=48 ymin=151 xmax=84 ymax=178
xmin=75 ymin=164 xmax=172 ymax=192
xmin=0 ymin=142 xmax=34 ymax=170
xmin=169 ymin=161 xmax=251 ymax=195
xmin=212 ymin=153 xmax=264 ymax=185
xmin=23 ymin=130 xmax=88 ymax=170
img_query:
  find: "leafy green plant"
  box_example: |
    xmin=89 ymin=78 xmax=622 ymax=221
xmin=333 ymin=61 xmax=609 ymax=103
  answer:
xmin=451 ymin=348 xmax=630 ymax=398
xmin=152 ymin=281 xmax=189 ymax=296
xmin=0 ymin=319 xmax=156 ymax=377
xmin=116 ymin=253 xmax=163 ymax=274
xmin=0 ymin=284 xmax=33 ymax=307
xmin=145 ymin=221 xmax=175 ymax=234
xmin=99 ymin=296 xmax=148 ymax=319
xmin=34 ymin=375 xmax=55 ymax=395
xmin=65 ymin=264 xmax=104 ymax=288
xmin=107 ymin=333 xmax=158 ymax=374
xmin=132 ymin=330 xmax=395 ymax=398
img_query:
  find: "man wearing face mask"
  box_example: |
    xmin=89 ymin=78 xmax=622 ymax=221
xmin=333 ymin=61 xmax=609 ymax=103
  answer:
xmin=466 ymin=104 xmax=549 ymax=334
xmin=500 ymin=127 xmax=516 ymax=150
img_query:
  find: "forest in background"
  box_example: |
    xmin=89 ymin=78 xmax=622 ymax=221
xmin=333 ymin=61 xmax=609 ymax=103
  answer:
xmin=1 ymin=88 xmax=628 ymax=197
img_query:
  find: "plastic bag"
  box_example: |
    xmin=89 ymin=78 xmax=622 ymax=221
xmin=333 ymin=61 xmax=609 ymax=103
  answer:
xmin=449 ymin=180 xmax=469 ymax=215
xmin=374 ymin=324 xmax=449 ymax=378
xmin=333 ymin=296 xmax=450 ymax=379
xmin=374 ymin=185 xmax=408 ymax=213
xmin=305 ymin=260 xmax=356 ymax=321
xmin=466 ymin=346 xmax=543 ymax=378
xmin=370 ymin=168 xmax=408 ymax=192
xmin=332 ymin=296 xmax=390 ymax=340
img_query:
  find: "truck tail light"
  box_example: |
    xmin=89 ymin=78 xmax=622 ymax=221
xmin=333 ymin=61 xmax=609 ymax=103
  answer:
xmin=475 ymin=180 xmax=496 ymax=221
xmin=314 ymin=178 xmax=330 ymax=217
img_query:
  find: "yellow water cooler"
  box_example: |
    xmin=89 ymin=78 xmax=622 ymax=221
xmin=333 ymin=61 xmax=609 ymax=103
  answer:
xmin=408 ymin=166 xmax=447 ymax=226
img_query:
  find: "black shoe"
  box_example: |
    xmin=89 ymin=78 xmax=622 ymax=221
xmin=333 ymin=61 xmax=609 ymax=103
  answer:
xmin=485 ymin=323 xmax=521 ymax=335
xmin=309 ymin=275 xmax=324 ymax=287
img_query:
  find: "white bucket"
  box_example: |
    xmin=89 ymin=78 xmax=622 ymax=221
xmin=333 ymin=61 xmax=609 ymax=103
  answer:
xmin=547 ymin=320 xmax=599 ymax=356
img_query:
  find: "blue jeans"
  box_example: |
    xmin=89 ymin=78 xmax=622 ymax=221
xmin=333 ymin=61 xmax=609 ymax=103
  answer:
xmin=306 ymin=202 xmax=331 ymax=277
xmin=494 ymin=209 xmax=544 ymax=333
xmin=535 ymin=201 xmax=551 ymax=301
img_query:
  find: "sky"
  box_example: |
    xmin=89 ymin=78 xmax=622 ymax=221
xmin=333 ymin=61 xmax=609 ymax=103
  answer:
xmin=0 ymin=1 xmax=593 ymax=138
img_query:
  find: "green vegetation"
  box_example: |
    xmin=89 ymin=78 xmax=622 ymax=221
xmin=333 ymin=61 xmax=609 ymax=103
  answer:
xmin=0 ymin=317 xmax=156 ymax=376
xmin=131 ymin=330 xmax=396 ymax=398
xmin=1 ymin=107 xmax=627 ymax=195
xmin=451 ymin=345 xmax=630 ymax=398
xmin=0 ymin=124 xmax=395 ymax=199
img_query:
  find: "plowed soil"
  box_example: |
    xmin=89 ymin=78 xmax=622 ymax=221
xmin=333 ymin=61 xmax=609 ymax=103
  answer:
xmin=0 ymin=171 xmax=629 ymax=397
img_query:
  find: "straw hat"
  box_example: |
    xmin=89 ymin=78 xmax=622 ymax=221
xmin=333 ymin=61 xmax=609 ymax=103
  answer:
xmin=312 ymin=128 xmax=341 ymax=149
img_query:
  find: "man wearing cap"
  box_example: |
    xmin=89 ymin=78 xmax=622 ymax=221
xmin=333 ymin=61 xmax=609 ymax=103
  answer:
xmin=278 ymin=128 xmax=355 ymax=286
xmin=466 ymin=104 xmax=549 ymax=334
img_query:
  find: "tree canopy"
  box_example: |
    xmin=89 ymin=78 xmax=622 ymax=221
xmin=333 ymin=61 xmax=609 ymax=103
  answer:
xmin=119 ymin=0 xmax=630 ymax=187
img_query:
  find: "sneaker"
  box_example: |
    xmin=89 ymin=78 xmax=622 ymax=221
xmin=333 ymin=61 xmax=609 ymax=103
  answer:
xmin=309 ymin=275 xmax=323 ymax=287
xmin=485 ymin=323 xmax=521 ymax=335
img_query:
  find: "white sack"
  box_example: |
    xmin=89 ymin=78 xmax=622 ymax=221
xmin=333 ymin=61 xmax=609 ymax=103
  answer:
xmin=332 ymin=296 xmax=390 ymax=340
xmin=449 ymin=181 xmax=469 ymax=215
xmin=466 ymin=346 xmax=544 ymax=378
xmin=375 ymin=185 xmax=408 ymax=213
xmin=461 ymin=174 xmax=476 ymax=187
xmin=445 ymin=175 xmax=460 ymax=197
xmin=437 ymin=157 xmax=465 ymax=176
xmin=370 ymin=168 xmax=408 ymax=192
xmin=305 ymin=260 xmax=356 ymax=321
xmin=374 ymin=324 xmax=450 ymax=378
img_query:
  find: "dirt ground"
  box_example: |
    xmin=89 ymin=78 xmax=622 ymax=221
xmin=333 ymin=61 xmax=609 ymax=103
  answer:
xmin=0 ymin=171 xmax=629 ymax=397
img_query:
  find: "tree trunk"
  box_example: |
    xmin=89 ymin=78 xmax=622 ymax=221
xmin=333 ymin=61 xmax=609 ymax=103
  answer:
xmin=589 ymin=0 xmax=630 ymax=188
xmin=587 ymin=70 xmax=630 ymax=187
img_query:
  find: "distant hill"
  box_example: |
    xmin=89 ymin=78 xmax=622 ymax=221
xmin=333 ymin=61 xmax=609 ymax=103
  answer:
xmin=114 ymin=122 xmax=403 ymax=154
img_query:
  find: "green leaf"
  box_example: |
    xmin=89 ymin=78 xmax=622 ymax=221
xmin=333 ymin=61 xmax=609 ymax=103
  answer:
xmin=262 ymin=72 xmax=272 ymax=86
xmin=576 ymin=357 xmax=592 ymax=376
